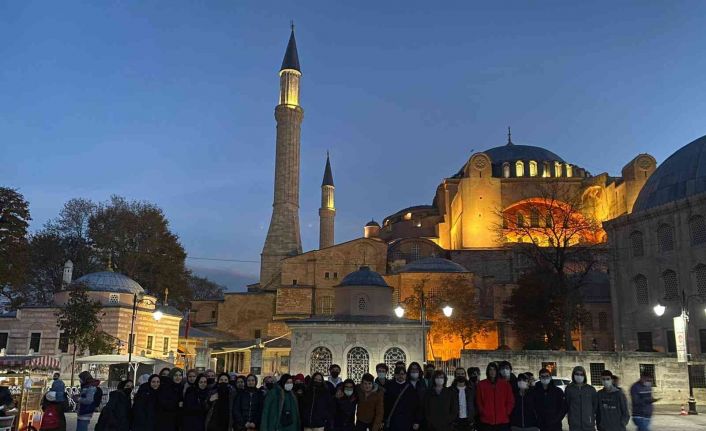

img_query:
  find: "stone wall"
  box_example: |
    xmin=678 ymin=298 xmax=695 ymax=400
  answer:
xmin=216 ymin=292 xmax=275 ymax=339
xmin=461 ymin=349 xmax=706 ymax=403
xmin=276 ymin=287 xmax=313 ymax=315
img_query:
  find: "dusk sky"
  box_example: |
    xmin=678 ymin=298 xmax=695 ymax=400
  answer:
xmin=2 ymin=1 xmax=705 ymax=290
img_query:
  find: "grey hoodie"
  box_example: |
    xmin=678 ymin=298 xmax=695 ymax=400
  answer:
xmin=596 ymin=387 xmax=629 ymax=431
xmin=564 ymin=366 xmax=598 ymax=431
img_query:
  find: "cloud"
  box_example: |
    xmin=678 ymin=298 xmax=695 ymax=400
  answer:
xmin=188 ymin=265 xmax=258 ymax=292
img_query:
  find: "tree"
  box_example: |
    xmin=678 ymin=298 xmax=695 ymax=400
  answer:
xmin=88 ymin=196 xmax=190 ymax=307
xmin=188 ymin=273 xmax=225 ymax=300
xmin=56 ymin=284 xmax=116 ymax=384
xmin=401 ymin=275 xmax=488 ymax=354
xmin=0 ymin=187 xmax=31 ymax=307
xmin=496 ymin=182 xmax=603 ymax=350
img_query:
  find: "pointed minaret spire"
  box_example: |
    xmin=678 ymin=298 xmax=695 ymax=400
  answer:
xmin=280 ymin=22 xmax=301 ymax=72
xmin=319 ymin=152 xmax=336 ymax=249
xmin=507 ymin=126 xmax=514 ymax=146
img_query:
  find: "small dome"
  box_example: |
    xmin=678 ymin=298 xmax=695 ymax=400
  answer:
xmin=365 ymin=220 xmax=380 ymax=227
xmin=399 ymin=257 xmax=469 ymax=273
xmin=633 ymin=135 xmax=706 ymax=212
xmin=338 ymin=266 xmax=389 ymax=288
xmin=72 ymin=271 xmax=145 ymax=294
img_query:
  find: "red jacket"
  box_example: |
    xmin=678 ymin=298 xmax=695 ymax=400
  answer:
xmin=476 ymin=378 xmax=514 ymax=425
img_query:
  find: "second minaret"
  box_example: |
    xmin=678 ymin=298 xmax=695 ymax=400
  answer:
xmin=319 ymin=153 xmax=335 ymax=249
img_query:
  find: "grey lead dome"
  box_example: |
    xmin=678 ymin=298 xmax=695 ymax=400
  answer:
xmin=399 ymin=257 xmax=469 ymax=273
xmin=338 ymin=266 xmax=389 ymax=288
xmin=72 ymin=271 xmax=145 ymax=294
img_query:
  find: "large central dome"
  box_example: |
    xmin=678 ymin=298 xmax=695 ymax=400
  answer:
xmin=483 ymin=144 xmax=564 ymax=165
xmin=633 ymin=135 xmax=706 ymax=212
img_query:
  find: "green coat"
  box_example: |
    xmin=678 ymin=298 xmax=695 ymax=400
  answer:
xmin=260 ymin=386 xmax=300 ymax=431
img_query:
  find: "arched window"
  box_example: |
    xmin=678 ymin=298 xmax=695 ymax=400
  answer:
xmin=310 ymin=347 xmax=333 ymax=376
xmin=515 ymin=161 xmax=524 ymax=177
xmin=357 ymin=295 xmax=368 ymax=311
xmin=658 ymin=224 xmax=675 ymax=252
xmin=543 ymin=161 xmax=551 ymax=177
xmin=598 ymin=312 xmax=608 ymax=331
xmin=517 ymin=213 xmax=525 ymax=227
xmin=410 ymin=243 xmax=421 ymax=261
xmin=530 ymin=208 xmax=540 ymax=227
xmin=565 ymin=164 xmax=573 ymax=177
xmin=634 ymin=274 xmax=649 ymax=305
xmin=554 ymin=161 xmax=562 ymax=177
xmin=384 ymin=347 xmax=407 ymax=379
xmin=583 ymin=312 xmax=593 ymax=330
xmin=529 ymin=161 xmax=538 ymax=177
xmin=630 ymin=231 xmax=644 ymax=257
xmin=502 ymin=162 xmax=511 ymax=178
xmin=690 ymin=216 xmax=706 ymax=246
xmin=346 ymin=347 xmax=369 ymax=383
xmin=663 ymin=270 xmax=679 ymax=300
xmin=694 ymin=264 xmax=706 ymax=295
xmin=316 ymin=296 xmax=334 ymax=315
xmin=545 ymin=213 xmax=554 ymax=228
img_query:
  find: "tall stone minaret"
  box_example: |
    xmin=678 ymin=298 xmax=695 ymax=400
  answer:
xmin=319 ymin=152 xmax=335 ymax=249
xmin=260 ymin=26 xmax=304 ymax=289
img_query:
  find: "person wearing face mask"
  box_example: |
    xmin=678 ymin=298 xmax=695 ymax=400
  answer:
xmin=133 ymin=374 xmax=160 ymax=431
xmin=233 ymin=374 xmax=264 ymax=431
xmin=510 ymin=374 xmax=539 ymax=431
xmin=530 ymin=368 xmax=565 ymax=431
xmin=407 ymin=362 xmax=428 ymax=405
xmin=50 ymin=372 xmax=66 ymax=403
xmin=204 ymin=369 xmax=217 ymax=389
xmin=498 ymin=361 xmax=518 ymax=390
xmin=423 ymin=370 xmax=456 ymax=431
xmin=260 ymin=375 xmax=275 ymax=396
xmin=260 ymin=374 xmax=300 ymax=431
xmin=333 ymin=379 xmax=357 ymax=431
xmin=565 ymin=366 xmax=598 ymax=431
xmin=476 ymin=361 xmax=514 ymax=431
xmin=182 ymin=375 xmax=210 ymax=431
xmin=327 ymin=364 xmax=343 ymax=395
xmin=468 ymin=367 xmax=481 ymax=385
xmin=301 ymin=372 xmax=335 ymax=431
xmin=205 ymin=373 xmax=235 ymax=431
xmin=450 ymin=367 xmax=476 ymax=431
xmin=629 ymin=373 xmax=657 ymax=431
xmin=95 ymin=380 xmax=133 ymax=431
xmin=374 ymin=363 xmax=389 ymax=393
xmin=384 ymin=366 xmax=421 ymax=431
xmin=596 ymin=370 xmax=629 ymax=431
xmin=423 ymin=364 xmax=436 ymax=389
xmin=356 ymin=373 xmax=384 ymax=431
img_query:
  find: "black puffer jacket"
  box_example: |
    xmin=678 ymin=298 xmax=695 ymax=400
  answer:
xmin=531 ymin=381 xmax=566 ymax=431
xmin=300 ymin=384 xmax=334 ymax=428
xmin=510 ymin=388 xmax=539 ymax=428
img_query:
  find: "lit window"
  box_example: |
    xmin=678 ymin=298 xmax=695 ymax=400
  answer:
xmin=566 ymin=164 xmax=573 ymax=177
xmin=529 ymin=161 xmax=537 ymax=177
xmin=146 ymin=335 xmax=154 ymax=353
xmin=515 ymin=161 xmax=524 ymax=177
xmin=542 ymin=161 xmax=551 ymax=177
xmin=163 ymin=337 xmax=169 ymax=355
xmin=554 ymin=162 xmax=562 ymax=177
xmin=108 ymin=293 xmax=119 ymax=304
xmin=502 ymin=163 xmax=511 ymax=178
xmin=404 ymin=212 xmax=412 ymax=220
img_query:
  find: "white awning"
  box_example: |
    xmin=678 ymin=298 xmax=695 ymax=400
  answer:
xmin=75 ymin=354 xmax=161 ymax=365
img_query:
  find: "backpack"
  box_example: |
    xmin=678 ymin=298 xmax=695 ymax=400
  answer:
xmin=92 ymin=387 xmax=103 ymax=411
xmin=40 ymin=404 xmax=61 ymax=430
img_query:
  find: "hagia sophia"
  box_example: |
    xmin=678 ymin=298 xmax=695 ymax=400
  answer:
xmin=184 ymin=27 xmax=706 ymax=379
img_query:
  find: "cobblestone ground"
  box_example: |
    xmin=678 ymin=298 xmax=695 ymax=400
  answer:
xmin=65 ymin=408 xmax=706 ymax=431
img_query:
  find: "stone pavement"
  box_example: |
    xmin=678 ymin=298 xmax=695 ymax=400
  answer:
xmin=63 ymin=407 xmax=706 ymax=431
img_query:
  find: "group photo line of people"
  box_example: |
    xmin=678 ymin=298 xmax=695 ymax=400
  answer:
xmin=33 ymin=359 xmax=659 ymax=431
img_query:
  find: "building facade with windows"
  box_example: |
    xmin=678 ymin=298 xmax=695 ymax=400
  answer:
xmin=0 ymin=268 xmax=181 ymax=377
xmin=606 ymin=135 xmax=706 ymax=354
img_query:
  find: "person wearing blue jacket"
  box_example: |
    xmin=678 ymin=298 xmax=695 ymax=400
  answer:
xmin=630 ymin=373 xmax=658 ymax=431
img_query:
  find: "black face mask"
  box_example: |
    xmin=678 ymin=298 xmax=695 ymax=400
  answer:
xmin=265 ymin=382 xmax=274 ymax=390
xmin=123 ymin=387 xmax=133 ymax=396
xmin=455 ymin=377 xmax=467 ymax=384
xmin=331 ymin=372 xmax=340 ymax=378
xmin=470 ymin=375 xmax=478 ymax=383
xmin=424 ymin=372 xmax=433 ymax=379
xmin=314 ymin=381 xmax=323 ymax=387
xmin=206 ymin=378 xmax=215 ymax=385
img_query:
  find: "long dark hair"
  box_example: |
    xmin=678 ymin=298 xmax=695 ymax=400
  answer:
xmin=278 ymin=374 xmax=293 ymax=389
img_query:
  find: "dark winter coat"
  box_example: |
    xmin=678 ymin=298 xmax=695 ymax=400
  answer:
xmin=510 ymin=389 xmax=539 ymax=429
xmin=181 ymin=386 xmax=210 ymax=431
xmin=260 ymin=385 xmax=300 ymax=431
xmin=531 ymin=381 xmax=566 ymax=431
xmin=476 ymin=378 xmax=514 ymax=426
xmin=423 ymin=387 xmax=457 ymax=431
xmin=132 ymin=383 xmax=158 ymax=431
xmin=596 ymin=388 xmax=629 ymax=431
xmin=333 ymin=393 xmax=357 ymax=431
xmin=205 ymin=383 xmax=234 ymax=431
xmin=157 ymin=377 xmax=180 ymax=431
xmin=408 ymin=379 xmax=427 ymax=404
xmin=300 ymin=384 xmax=335 ymax=428
xmin=373 ymin=377 xmax=389 ymax=393
xmin=383 ymin=380 xmax=421 ymax=431
xmin=565 ymin=367 xmax=598 ymax=431
xmin=449 ymin=384 xmax=476 ymax=423
xmin=232 ymin=387 xmax=264 ymax=429
xmin=95 ymin=390 xmax=131 ymax=431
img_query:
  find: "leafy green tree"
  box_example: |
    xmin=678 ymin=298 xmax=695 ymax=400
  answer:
xmin=188 ymin=273 xmax=225 ymax=300
xmin=0 ymin=187 xmax=31 ymax=307
xmin=56 ymin=284 xmax=115 ymax=384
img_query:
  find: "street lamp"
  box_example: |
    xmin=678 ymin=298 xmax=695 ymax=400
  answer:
xmin=653 ymin=291 xmax=706 ymax=415
xmin=128 ymin=292 xmax=164 ymax=382
xmin=394 ymin=291 xmax=454 ymax=363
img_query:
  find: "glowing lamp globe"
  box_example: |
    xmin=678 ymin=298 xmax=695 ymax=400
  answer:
xmin=394 ymin=305 xmax=405 ymax=318
xmin=443 ymin=306 xmax=453 ymax=317
xmin=153 ymin=309 xmax=164 ymax=321
xmin=653 ymin=304 xmax=666 ymax=317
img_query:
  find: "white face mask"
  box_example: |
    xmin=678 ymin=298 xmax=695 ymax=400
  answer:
xmin=284 ymin=383 xmax=293 ymax=391
xmin=434 ymin=378 xmax=445 ymax=386
xmin=501 ymin=369 xmax=511 ymax=378
xmin=644 ymin=381 xmax=652 ymax=388
xmin=409 ymin=372 xmax=419 ymax=380
xmin=540 ymin=377 xmax=551 ymax=386
xmin=377 ymin=372 xmax=387 ymax=380
xmin=574 ymin=375 xmax=585 ymax=384
xmin=602 ymin=379 xmax=613 ymax=388
xmin=344 ymin=389 xmax=354 ymax=397
xmin=517 ymin=381 xmax=528 ymax=390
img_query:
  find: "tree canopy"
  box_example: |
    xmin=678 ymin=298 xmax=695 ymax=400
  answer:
xmin=0 ymin=188 xmax=31 ymax=307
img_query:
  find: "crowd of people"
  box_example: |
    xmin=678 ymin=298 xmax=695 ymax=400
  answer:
xmin=35 ymin=360 xmax=660 ymax=431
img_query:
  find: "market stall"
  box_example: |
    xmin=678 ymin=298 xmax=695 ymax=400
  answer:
xmin=0 ymin=355 xmax=60 ymax=431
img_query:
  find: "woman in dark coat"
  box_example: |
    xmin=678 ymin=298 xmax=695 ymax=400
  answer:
xmin=156 ymin=375 xmax=180 ymax=431
xmin=233 ymin=374 xmax=264 ymax=431
xmin=300 ymin=372 xmax=335 ymax=430
xmin=205 ymin=372 xmax=235 ymax=431
xmin=333 ymin=379 xmax=357 ymax=431
xmin=133 ymin=374 xmax=160 ymax=431
xmin=95 ymin=380 xmax=133 ymax=431
xmin=423 ymin=371 xmax=456 ymax=431
xmin=182 ymin=374 xmax=210 ymax=431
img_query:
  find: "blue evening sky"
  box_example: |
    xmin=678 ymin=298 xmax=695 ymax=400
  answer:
xmin=2 ymin=1 xmax=705 ymax=289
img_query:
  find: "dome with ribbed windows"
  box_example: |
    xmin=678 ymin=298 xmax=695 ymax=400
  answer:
xmin=72 ymin=271 xmax=144 ymax=294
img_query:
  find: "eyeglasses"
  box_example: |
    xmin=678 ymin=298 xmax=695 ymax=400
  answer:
xmin=574 ymin=373 xmax=585 ymax=376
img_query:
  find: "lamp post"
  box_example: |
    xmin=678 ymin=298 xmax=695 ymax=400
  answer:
xmin=394 ymin=290 xmax=453 ymax=363
xmin=653 ymin=290 xmax=706 ymax=415
xmin=128 ymin=292 xmax=163 ymax=382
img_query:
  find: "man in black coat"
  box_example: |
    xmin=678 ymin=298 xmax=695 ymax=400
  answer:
xmin=531 ymin=368 xmax=566 ymax=431
xmin=301 ymin=372 xmax=335 ymax=430
xmin=383 ymin=366 xmax=421 ymax=431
